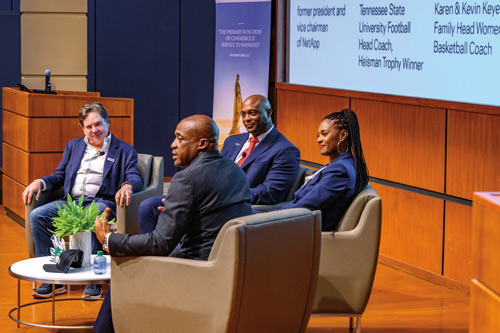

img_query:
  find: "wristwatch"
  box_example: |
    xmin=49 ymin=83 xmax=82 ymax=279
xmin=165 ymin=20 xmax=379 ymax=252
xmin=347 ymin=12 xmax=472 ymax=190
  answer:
xmin=103 ymin=232 xmax=111 ymax=252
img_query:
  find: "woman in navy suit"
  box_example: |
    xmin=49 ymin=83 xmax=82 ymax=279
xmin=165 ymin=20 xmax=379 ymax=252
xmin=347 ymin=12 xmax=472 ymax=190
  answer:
xmin=282 ymin=108 xmax=369 ymax=231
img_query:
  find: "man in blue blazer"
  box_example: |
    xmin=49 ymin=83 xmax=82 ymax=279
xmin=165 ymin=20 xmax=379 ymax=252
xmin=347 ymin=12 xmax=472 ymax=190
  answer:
xmin=137 ymin=95 xmax=299 ymax=234
xmin=220 ymin=94 xmax=300 ymax=204
xmin=22 ymin=102 xmax=143 ymax=299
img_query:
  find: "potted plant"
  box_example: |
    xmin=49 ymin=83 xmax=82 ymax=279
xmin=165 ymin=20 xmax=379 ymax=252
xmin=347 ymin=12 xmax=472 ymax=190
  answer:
xmin=52 ymin=195 xmax=115 ymax=267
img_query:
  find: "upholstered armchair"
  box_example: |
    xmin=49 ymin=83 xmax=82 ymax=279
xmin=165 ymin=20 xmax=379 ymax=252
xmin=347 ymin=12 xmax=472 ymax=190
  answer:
xmin=312 ymin=184 xmax=382 ymax=333
xmin=24 ymin=153 xmax=164 ymax=258
xmin=110 ymin=208 xmax=322 ymax=333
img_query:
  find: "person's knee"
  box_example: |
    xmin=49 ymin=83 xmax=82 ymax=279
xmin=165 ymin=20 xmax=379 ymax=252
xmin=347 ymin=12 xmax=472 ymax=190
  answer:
xmin=139 ymin=196 xmax=163 ymax=215
xmin=30 ymin=207 xmax=46 ymax=230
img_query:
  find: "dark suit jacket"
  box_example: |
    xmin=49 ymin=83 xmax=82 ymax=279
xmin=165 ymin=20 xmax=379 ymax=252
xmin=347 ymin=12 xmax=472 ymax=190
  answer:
xmin=41 ymin=135 xmax=143 ymax=213
xmin=109 ymin=150 xmax=252 ymax=260
xmin=282 ymin=152 xmax=356 ymax=231
xmin=220 ymin=127 xmax=300 ymax=205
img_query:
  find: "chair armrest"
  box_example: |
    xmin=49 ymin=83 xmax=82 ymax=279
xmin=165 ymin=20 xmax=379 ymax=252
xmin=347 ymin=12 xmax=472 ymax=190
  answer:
xmin=252 ymin=201 xmax=291 ymax=212
xmin=115 ymin=155 xmax=164 ymax=234
xmin=24 ymin=188 xmax=65 ymax=258
xmin=115 ymin=184 xmax=164 ymax=234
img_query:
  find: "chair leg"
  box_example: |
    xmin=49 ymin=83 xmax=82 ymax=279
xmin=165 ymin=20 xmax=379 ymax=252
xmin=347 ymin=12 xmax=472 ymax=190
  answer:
xmin=349 ymin=317 xmax=361 ymax=332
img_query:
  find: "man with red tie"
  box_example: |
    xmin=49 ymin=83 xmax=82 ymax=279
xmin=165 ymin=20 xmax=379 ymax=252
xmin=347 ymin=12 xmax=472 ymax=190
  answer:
xmin=138 ymin=95 xmax=300 ymax=234
xmin=221 ymin=94 xmax=300 ymax=204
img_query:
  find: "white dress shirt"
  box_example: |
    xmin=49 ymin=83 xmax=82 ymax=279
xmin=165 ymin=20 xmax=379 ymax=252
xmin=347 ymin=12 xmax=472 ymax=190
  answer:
xmin=69 ymin=133 xmax=112 ymax=198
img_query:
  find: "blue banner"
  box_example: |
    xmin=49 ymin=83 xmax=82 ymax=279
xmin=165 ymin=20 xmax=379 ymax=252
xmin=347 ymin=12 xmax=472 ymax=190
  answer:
xmin=213 ymin=0 xmax=271 ymax=147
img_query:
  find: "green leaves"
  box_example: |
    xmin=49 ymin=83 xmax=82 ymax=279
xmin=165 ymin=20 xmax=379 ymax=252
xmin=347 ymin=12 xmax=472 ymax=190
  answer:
xmin=50 ymin=194 xmax=116 ymax=238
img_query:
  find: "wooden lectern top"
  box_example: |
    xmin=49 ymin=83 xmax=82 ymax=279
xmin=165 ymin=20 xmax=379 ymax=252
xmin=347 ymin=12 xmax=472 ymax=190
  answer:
xmin=2 ymin=87 xmax=133 ymax=118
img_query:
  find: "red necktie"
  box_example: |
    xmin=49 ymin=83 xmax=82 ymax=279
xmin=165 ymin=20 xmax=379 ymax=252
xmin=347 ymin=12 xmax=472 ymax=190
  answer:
xmin=237 ymin=136 xmax=259 ymax=166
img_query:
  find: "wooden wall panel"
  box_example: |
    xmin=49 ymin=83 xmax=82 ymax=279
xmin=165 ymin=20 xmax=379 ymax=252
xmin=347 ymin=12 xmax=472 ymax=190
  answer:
xmin=352 ymin=99 xmax=446 ymax=193
xmin=444 ymin=202 xmax=472 ymax=284
xmin=276 ymin=89 xmax=349 ymax=164
xmin=447 ymin=111 xmax=500 ymax=200
xmin=372 ymin=183 xmax=444 ymax=274
xmin=3 ymin=175 xmax=25 ymax=219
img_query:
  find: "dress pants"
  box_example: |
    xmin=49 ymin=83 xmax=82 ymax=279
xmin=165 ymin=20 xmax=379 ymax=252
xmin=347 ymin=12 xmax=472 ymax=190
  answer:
xmin=94 ymin=287 xmax=114 ymax=332
xmin=138 ymin=195 xmax=166 ymax=234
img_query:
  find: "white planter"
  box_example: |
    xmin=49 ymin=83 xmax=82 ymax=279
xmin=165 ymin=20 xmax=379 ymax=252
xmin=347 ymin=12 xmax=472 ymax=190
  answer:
xmin=69 ymin=231 xmax=92 ymax=268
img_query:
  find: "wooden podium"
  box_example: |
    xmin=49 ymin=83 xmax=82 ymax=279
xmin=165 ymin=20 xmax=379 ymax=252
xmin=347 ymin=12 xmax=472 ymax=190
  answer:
xmin=2 ymin=87 xmax=134 ymax=223
xmin=470 ymin=192 xmax=500 ymax=332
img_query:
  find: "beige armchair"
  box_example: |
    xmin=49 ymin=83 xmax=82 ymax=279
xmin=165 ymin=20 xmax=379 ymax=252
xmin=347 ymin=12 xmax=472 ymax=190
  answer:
xmin=24 ymin=153 xmax=164 ymax=258
xmin=110 ymin=208 xmax=322 ymax=333
xmin=312 ymin=184 xmax=382 ymax=333
xmin=252 ymin=165 xmax=310 ymax=212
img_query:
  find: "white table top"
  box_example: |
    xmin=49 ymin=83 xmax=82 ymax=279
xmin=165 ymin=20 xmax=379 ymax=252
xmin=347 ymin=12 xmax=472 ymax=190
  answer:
xmin=9 ymin=255 xmax=111 ymax=285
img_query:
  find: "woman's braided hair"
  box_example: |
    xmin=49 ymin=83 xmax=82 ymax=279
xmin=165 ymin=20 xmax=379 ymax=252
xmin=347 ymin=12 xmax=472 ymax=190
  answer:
xmin=323 ymin=108 xmax=369 ymax=194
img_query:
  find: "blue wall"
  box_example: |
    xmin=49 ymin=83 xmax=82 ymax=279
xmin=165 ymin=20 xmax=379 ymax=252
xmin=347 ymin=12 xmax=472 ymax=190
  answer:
xmin=0 ymin=2 xmax=21 ymax=167
xmin=0 ymin=0 xmax=19 ymax=11
xmin=88 ymin=0 xmax=215 ymax=177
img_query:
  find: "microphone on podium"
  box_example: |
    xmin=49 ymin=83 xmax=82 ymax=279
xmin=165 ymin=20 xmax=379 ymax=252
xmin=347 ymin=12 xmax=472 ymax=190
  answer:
xmin=45 ymin=69 xmax=52 ymax=92
xmin=35 ymin=69 xmax=56 ymax=94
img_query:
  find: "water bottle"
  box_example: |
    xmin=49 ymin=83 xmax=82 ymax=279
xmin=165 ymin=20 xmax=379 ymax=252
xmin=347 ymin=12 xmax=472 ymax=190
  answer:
xmin=94 ymin=250 xmax=107 ymax=274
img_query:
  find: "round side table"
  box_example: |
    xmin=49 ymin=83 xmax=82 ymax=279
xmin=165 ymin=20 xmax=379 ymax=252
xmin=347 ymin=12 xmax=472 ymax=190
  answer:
xmin=8 ymin=255 xmax=110 ymax=329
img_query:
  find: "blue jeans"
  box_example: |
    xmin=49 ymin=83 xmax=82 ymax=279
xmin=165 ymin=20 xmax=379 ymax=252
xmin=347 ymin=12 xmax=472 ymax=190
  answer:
xmin=30 ymin=196 xmax=113 ymax=257
xmin=138 ymin=195 xmax=166 ymax=234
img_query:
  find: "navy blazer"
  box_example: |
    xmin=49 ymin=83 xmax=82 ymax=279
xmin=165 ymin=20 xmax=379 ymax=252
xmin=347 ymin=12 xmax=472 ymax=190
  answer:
xmin=220 ymin=127 xmax=300 ymax=205
xmin=108 ymin=150 xmax=252 ymax=260
xmin=41 ymin=135 xmax=143 ymax=213
xmin=283 ymin=152 xmax=356 ymax=231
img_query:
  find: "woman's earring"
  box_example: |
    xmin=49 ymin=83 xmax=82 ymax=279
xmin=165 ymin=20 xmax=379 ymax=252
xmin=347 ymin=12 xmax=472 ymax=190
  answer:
xmin=337 ymin=140 xmax=348 ymax=154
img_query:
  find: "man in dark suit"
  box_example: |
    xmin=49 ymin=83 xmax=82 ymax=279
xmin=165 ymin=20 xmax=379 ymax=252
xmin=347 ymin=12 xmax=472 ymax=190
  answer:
xmin=92 ymin=115 xmax=252 ymax=332
xmin=138 ymin=95 xmax=299 ymax=234
xmin=221 ymin=94 xmax=300 ymax=204
xmin=22 ymin=102 xmax=143 ymax=299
